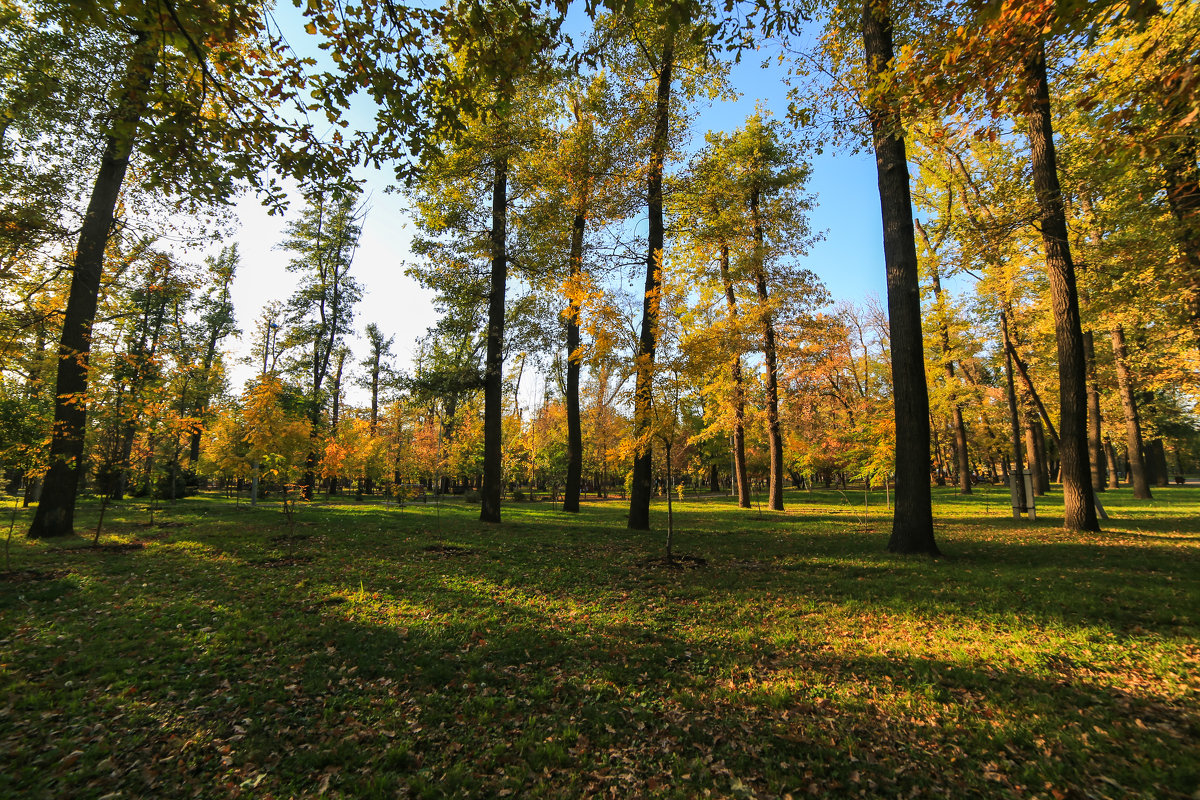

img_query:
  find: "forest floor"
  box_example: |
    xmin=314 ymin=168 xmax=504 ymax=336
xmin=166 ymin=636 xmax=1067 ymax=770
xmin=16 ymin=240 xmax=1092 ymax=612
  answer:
xmin=1 ymin=485 xmax=1197 ymax=799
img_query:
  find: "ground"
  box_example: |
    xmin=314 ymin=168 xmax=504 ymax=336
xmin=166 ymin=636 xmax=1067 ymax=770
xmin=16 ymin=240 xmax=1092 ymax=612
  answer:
xmin=1 ymin=484 xmax=1197 ymax=799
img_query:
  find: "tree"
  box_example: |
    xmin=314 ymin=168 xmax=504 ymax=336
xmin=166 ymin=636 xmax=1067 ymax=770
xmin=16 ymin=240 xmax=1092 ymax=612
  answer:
xmin=360 ymin=323 xmax=396 ymax=435
xmin=860 ymin=0 xmax=938 ymax=554
xmin=26 ymin=0 xmax=334 ymax=537
xmin=280 ymin=193 xmax=364 ymax=499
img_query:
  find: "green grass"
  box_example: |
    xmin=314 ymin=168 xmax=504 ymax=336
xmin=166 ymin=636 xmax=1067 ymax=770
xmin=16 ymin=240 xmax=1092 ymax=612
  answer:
xmin=1 ymin=485 xmax=1197 ymax=799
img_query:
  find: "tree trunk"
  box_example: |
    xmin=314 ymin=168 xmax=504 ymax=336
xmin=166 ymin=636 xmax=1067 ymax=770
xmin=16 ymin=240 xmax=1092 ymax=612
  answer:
xmin=1148 ymin=439 xmax=1170 ymax=487
xmin=29 ymin=35 xmax=157 ymax=538
xmin=862 ymin=0 xmax=937 ymax=555
xmin=1103 ymin=436 xmax=1120 ymax=489
xmin=1082 ymin=330 xmax=1106 ymax=491
xmin=480 ymin=153 xmax=509 ymax=523
xmin=1033 ymin=418 xmax=1051 ymax=494
xmin=1001 ymin=311 xmax=1027 ymax=515
xmin=1109 ymin=323 xmax=1152 ymax=498
xmin=1022 ymin=38 xmax=1098 ymax=531
xmin=628 ymin=32 xmax=674 ymax=532
xmin=719 ymin=244 xmax=750 ymax=508
xmin=750 ymin=191 xmax=784 ymax=511
xmin=1025 ymin=423 xmax=1044 ymax=497
xmin=1162 ymin=139 xmax=1200 ymax=341
xmin=563 ymin=202 xmax=586 ymax=513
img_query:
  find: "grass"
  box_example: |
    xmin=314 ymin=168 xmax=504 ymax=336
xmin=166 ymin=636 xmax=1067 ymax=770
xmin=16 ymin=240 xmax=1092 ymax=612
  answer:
xmin=1 ymin=484 xmax=1197 ymax=799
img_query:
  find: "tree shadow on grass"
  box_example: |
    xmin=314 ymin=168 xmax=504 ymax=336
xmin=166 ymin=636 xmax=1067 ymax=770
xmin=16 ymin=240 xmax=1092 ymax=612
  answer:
xmin=2 ymin=547 xmax=1196 ymax=800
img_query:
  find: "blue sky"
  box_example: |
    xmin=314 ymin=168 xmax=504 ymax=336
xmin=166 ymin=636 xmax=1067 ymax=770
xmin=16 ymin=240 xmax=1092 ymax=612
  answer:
xmin=224 ymin=5 xmax=888 ymax=395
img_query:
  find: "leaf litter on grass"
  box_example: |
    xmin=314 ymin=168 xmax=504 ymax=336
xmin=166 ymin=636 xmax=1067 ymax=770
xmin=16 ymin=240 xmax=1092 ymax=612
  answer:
xmin=0 ymin=487 xmax=1197 ymax=798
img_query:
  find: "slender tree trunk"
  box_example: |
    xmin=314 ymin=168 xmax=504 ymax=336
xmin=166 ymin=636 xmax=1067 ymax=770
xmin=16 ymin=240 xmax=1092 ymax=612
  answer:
xmin=1103 ymin=436 xmax=1120 ymax=488
xmin=1022 ymin=38 xmax=1098 ymax=531
xmin=629 ymin=33 xmax=674 ymax=531
xmin=480 ymin=153 xmax=509 ymax=523
xmin=718 ymin=244 xmax=750 ymax=508
xmin=750 ymin=191 xmax=784 ymax=510
xmin=862 ymin=0 xmax=937 ymax=555
xmin=1033 ymin=418 xmax=1051 ymax=494
xmin=1110 ymin=323 xmax=1152 ymax=498
xmin=563 ymin=203 xmax=586 ymax=513
xmin=1082 ymin=330 xmax=1106 ymax=491
xmin=29 ymin=35 xmax=157 ymax=538
xmin=1023 ymin=423 xmax=1043 ymax=497
xmin=1001 ymin=311 xmax=1027 ymax=515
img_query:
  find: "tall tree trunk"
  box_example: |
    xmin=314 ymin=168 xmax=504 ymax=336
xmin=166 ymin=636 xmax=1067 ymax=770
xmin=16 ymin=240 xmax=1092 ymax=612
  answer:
xmin=719 ymin=243 xmax=750 ymax=508
xmin=1032 ymin=418 xmax=1051 ymax=494
xmin=1001 ymin=310 xmax=1027 ymax=515
xmin=1162 ymin=140 xmax=1200 ymax=341
xmin=1148 ymin=439 xmax=1170 ymax=487
xmin=862 ymin=0 xmax=938 ymax=555
xmin=1024 ymin=423 xmax=1044 ymax=497
xmin=1022 ymin=38 xmax=1098 ymax=531
xmin=29 ymin=35 xmax=157 ymax=539
xmin=1082 ymin=330 xmax=1106 ymax=491
xmin=1103 ymin=437 xmax=1120 ymax=489
xmin=629 ymin=32 xmax=674 ymax=531
xmin=563 ymin=203 xmax=586 ymax=513
xmin=480 ymin=153 xmax=509 ymax=523
xmin=750 ymin=190 xmax=784 ymax=511
xmin=1110 ymin=323 xmax=1152 ymax=498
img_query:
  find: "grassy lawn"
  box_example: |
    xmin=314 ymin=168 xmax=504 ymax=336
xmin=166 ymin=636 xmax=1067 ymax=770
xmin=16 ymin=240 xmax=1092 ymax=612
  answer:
xmin=1 ymin=485 xmax=1197 ymax=799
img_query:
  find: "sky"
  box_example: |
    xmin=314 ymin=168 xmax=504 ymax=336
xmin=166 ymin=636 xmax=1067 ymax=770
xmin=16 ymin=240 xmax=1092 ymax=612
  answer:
xmin=220 ymin=6 xmax=888 ymax=401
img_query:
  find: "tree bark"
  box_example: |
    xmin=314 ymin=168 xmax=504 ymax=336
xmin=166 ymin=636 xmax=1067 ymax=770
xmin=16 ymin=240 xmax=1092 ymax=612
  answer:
xmin=1162 ymin=139 xmax=1200 ymax=341
xmin=862 ymin=0 xmax=938 ymax=555
xmin=719 ymin=243 xmax=750 ymax=508
xmin=1109 ymin=323 xmax=1152 ymax=498
xmin=563 ymin=202 xmax=586 ymax=513
xmin=1001 ymin=310 xmax=1027 ymax=515
xmin=1082 ymin=330 xmax=1106 ymax=491
xmin=750 ymin=190 xmax=784 ymax=511
xmin=29 ymin=35 xmax=157 ymax=538
xmin=1022 ymin=38 xmax=1098 ymax=531
xmin=480 ymin=153 xmax=509 ymax=523
xmin=1103 ymin=436 xmax=1120 ymax=489
xmin=628 ymin=32 xmax=674 ymax=531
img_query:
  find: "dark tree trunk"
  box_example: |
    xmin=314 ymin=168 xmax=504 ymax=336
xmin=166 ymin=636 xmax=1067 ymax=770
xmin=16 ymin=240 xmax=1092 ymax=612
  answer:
xmin=1001 ymin=311 xmax=1027 ymax=515
xmin=863 ymin=0 xmax=937 ymax=554
xmin=719 ymin=244 xmax=750 ymax=508
xmin=1033 ymin=418 xmax=1051 ymax=494
xmin=563 ymin=204 xmax=586 ymax=513
xmin=1148 ymin=439 xmax=1170 ymax=487
xmin=480 ymin=154 xmax=509 ymax=523
xmin=1024 ymin=423 xmax=1043 ymax=497
xmin=1110 ymin=323 xmax=1152 ymax=498
xmin=750 ymin=191 xmax=784 ymax=511
xmin=1162 ymin=140 xmax=1200 ymax=341
xmin=29 ymin=36 xmax=156 ymax=538
xmin=1022 ymin=38 xmax=1098 ymax=531
xmin=708 ymin=463 xmax=720 ymax=493
xmin=628 ymin=33 xmax=674 ymax=532
xmin=1103 ymin=436 xmax=1120 ymax=489
xmin=1082 ymin=330 xmax=1106 ymax=491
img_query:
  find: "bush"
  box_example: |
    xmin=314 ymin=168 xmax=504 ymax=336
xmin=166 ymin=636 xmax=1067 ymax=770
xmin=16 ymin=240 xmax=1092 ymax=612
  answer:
xmin=512 ymin=490 xmax=526 ymax=502
xmin=464 ymin=490 xmax=481 ymax=503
